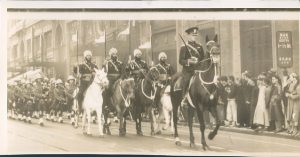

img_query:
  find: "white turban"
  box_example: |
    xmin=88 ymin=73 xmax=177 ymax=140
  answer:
xmin=133 ymin=49 xmax=142 ymax=57
xmin=158 ymin=52 xmax=167 ymax=60
xmin=83 ymin=50 xmax=92 ymax=58
xmin=109 ymin=47 xmax=118 ymax=56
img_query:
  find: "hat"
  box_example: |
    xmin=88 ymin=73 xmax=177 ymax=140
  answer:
xmin=34 ymin=74 xmax=43 ymax=81
xmin=56 ymin=79 xmax=63 ymax=85
xmin=133 ymin=49 xmax=142 ymax=57
xmin=67 ymin=75 xmax=75 ymax=82
xmin=83 ymin=50 xmax=92 ymax=58
xmin=109 ymin=47 xmax=118 ymax=56
xmin=158 ymin=52 xmax=167 ymax=60
xmin=185 ymin=27 xmax=199 ymax=36
xmin=44 ymin=77 xmax=49 ymax=82
xmin=50 ymin=78 xmax=56 ymax=84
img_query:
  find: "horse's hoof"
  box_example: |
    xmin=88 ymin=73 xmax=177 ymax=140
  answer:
xmin=87 ymin=133 xmax=92 ymax=136
xmin=151 ymin=131 xmax=155 ymax=136
xmin=190 ymin=143 xmax=196 ymax=148
xmin=71 ymin=122 xmax=75 ymax=126
xmin=107 ymin=129 xmax=111 ymax=135
xmin=156 ymin=130 xmax=162 ymax=135
xmin=208 ymin=131 xmax=215 ymax=140
xmin=40 ymin=123 xmax=44 ymax=127
xmin=202 ymin=144 xmax=210 ymax=151
xmin=93 ymin=120 xmax=96 ymax=124
xmin=175 ymin=141 xmax=181 ymax=146
xmin=137 ymin=131 xmax=143 ymax=136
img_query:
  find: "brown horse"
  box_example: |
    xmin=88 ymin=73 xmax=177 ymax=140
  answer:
xmin=104 ymin=77 xmax=135 ymax=136
xmin=170 ymin=35 xmax=221 ymax=150
xmin=134 ymin=67 xmax=160 ymax=136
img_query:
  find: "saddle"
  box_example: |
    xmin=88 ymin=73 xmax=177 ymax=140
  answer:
xmin=174 ymin=76 xmax=183 ymax=91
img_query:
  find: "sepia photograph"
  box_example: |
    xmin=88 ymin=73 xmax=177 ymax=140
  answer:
xmin=2 ymin=7 xmax=300 ymax=156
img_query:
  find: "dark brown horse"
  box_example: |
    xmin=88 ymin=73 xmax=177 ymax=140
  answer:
xmin=170 ymin=35 xmax=221 ymax=150
xmin=134 ymin=67 xmax=160 ymax=136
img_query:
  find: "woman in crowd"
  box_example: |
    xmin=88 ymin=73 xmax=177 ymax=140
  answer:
xmin=269 ymin=75 xmax=284 ymax=133
xmin=225 ymin=76 xmax=238 ymax=127
xmin=253 ymin=75 xmax=270 ymax=132
xmin=286 ymin=73 xmax=300 ymax=136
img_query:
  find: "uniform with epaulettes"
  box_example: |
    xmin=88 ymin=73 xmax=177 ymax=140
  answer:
xmin=103 ymin=58 xmax=123 ymax=86
xmin=156 ymin=62 xmax=174 ymax=86
xmin=128 ymin=59 xmax=149 ymax=82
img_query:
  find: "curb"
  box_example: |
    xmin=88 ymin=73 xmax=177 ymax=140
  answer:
xmin=176 ymin=121 xmax=300 ymax=141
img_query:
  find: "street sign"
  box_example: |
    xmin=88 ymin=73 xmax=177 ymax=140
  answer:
xmin=276 ymin=31 xmax=293 ymax=68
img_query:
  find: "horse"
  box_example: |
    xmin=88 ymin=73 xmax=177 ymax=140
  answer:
xmin=170 ymin=35 xmax=221 ymax=150
xmin=103 ymin=77 xmax=135 ymax=136
xmin=155 ymin=85 xmax=174 ymax=134
xmin=71 ymin=87 xmax=80 ymax=128
xmin=82 ymin=68 xmax=109 ymax=137
xmin=134 ymin=67 xmax=160 ymax=136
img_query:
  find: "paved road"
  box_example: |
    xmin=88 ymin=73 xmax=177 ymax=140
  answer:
xmin=4 ymin=118 xmax=300 ymax=155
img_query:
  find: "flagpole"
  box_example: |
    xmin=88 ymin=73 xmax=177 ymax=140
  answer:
xmin=150 ymin=21 xmax=153 ymax=65
xmin=129 ymin=20 xmax=131 ymax=59
xmin=103 ymin=21 xmax=107 ymax=59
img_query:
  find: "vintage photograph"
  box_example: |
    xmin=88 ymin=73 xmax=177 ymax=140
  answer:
xmin=4 ymin=10 xmax=300 ymax=155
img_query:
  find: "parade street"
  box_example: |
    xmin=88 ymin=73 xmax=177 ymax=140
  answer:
xmin=5 ymin=118 xmax=300 ymax=155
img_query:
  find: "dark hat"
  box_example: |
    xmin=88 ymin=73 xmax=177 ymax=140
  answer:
xmin=185 ymin=27 xmax=199 ymax=36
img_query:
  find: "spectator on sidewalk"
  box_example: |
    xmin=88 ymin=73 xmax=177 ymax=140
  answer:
xmin=216 ymin=76 xmax=228 ymax=125
xmin=253 ymin=74 xmax=270 ymax=132
xmin=281 ymin=69 xmax=290 ymax=129
xmin=225 ymin=76 xmax=238 ymax=127
xmin=250 ymin=78 xmax=259 ymax=129
xmin=235 ymin=77 xmax=244 ymax=127
xmin=269 ymin=75 xmax=284 ymax=133
xmin=286 ymin=73 xmax=300 ymax=136
xmin=265 ymin=75 xmax=274 ymax=131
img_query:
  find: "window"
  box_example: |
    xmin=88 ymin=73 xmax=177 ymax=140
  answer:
xmin=45 ymin=31 xmax=52 ymax=49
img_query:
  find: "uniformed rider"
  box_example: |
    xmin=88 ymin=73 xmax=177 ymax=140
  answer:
xmin=179 ymin=27 xmax=204 ymax=106
xmin=128 ymin=49 xmax=149 ymax=83
xmin=73 ymin=50 xmax=98 ymax=113
xmin=153 ymin=52 xmax=174 ymax=108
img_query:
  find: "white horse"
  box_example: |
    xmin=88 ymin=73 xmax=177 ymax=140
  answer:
xmin=71 ymin=87 xmax=80 ymax=128
xmin=156 ymin=85 xmax=174 ymax=134
xmin=82 ymin=68 xmax=109 ymax=137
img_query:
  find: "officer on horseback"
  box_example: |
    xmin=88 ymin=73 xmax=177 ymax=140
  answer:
xmin=154 ymin=52 xmax=174 ymax=108
xmin=73 ymin=50 xmax=98 ymax=113
xmin=102 ymin=48 xmax=124 ymax=115
xmin=179 ymin=27 xmax=204 ymax=106
xmin=127 ymin=49 xmax=149 ymax=83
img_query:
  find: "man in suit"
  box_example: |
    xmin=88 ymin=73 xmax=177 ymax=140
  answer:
xmin=179 ymin=27 xmax=204 ymax=106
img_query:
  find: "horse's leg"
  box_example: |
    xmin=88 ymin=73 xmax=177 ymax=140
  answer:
xmin=172 ymin=93 xmax=181 ymax=145
xmin=86 ymin=109 xmax=92 ymax=135
xmin=150 ymin=107 xmax=156 ymax=136
xmin=97 ymin=109 xmax=104 ymax=138
xmin=163 ymin=106 xmax=170 ymax=130
xmin=170 ymin=110 xmax=174 ymax=134
xmin=208 ymin=106 xmax=220 ymax=140
xmin=135 ymin=105 xmax=143 ymax=136
xmin=188 ymin=106 xmax=195 ymax=148
xmin=196 ymin=108 xmax=209 ymax=151
xmin=119 ymin=110 xmax=124 ymax=136
xmin=82 ymin=110 xmax=87 ymax=134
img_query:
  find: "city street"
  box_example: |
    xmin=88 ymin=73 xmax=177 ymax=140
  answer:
xmin=5 ymin=117 xmax=300 ymax=155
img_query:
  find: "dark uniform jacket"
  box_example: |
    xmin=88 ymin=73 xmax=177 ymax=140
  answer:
xmin=179 ymin=41 xmax=204 ymax=73
xmin=74 ymin=61 xmax=98 ymax=85
xmin=103 ymin=58 xmax=123 ymax=81
xmin=33 ymin=83 xmax=46 ymax=103
xmin=226 ymin=83 xmax=237 ymax=99
xmin=128 ymin=59 xmax=149 ymax=80
xmin=54 ymin=85 xmax=66 ymax=102
xmin=155 ymin=62 xmax=174 ymax=85
xmin=23 ymin=87 xmax=33 ymax=102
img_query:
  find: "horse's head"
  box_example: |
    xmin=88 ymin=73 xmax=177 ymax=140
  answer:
xmin=206 ymin=35 xmax=221 ymax=64
xmin=94 ymin=68 xmax=109 ymax=89
xmin=121 ymin=78 xmax=135 ymax=99
xmin=148 ymin=67 xmax=160 ymax=83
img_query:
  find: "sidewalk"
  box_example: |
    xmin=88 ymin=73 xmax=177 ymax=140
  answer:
xmin=177 ymin=121 xmax=300 ymax=141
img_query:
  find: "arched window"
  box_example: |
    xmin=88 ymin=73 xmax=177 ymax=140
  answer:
xmin=55 ymin=25 xmax=63 ymax=48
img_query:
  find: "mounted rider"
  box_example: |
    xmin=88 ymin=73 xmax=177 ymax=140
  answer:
xmin=102 ymin=47 xmax=124 ymax=114
xmin=153 ymin=52 xmax=175 ymax=108
xmin=179 ymin=27 xmax=205 ymax=106
xmin=127 ymin=49 xmax=149 ymax=84
xmin=73 ymin=50 xmax=98 ymax=113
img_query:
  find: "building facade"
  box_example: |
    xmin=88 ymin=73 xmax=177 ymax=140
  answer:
xmin=8 ymin=20 xmax=299 ymax=80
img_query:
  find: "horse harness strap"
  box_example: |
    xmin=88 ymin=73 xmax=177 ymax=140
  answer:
xmin=141 ymin=79 xmax=156 ymax=100
xmin=119 ymin=81 xmax=130 ymax=108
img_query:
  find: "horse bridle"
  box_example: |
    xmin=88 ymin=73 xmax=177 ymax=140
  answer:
xmin=141 ymin=67 xmax=159 ymax=100
xmin=119 ymin=78 xmax=134 ymax=107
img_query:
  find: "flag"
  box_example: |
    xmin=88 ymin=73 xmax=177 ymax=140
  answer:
xmin=71 ymin=32 xmax=78 ymax=42
xmin=95 ymin=21 xmax=106 ymax=44
xmin=138 ymin=21 xmax=152 ymax=49
xmin=117 ymin=21 xmax=130 ymax=41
